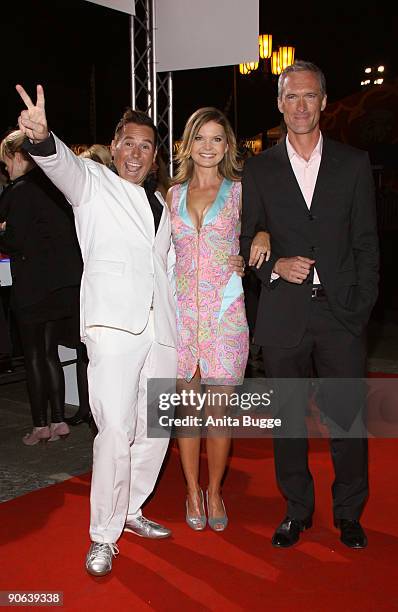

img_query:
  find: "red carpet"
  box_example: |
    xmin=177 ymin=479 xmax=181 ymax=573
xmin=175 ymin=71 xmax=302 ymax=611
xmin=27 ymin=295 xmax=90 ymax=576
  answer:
xmin=1 ymin=435 xmax=398 ymax=611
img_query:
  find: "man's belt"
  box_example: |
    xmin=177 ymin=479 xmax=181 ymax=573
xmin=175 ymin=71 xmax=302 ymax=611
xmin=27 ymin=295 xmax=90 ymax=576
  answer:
xmin=311 ymin=285 xmax=327 ymax=299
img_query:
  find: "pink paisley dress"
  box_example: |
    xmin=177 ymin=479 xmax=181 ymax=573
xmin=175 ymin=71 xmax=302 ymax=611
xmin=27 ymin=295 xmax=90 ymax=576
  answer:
xmin=170 ymin=179 xmax=249 ymax=385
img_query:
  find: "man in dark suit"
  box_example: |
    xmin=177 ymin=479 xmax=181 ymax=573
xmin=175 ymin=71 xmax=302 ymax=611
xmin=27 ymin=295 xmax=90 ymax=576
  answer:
xmin=240 ymin=61 xmax=379 ymax=549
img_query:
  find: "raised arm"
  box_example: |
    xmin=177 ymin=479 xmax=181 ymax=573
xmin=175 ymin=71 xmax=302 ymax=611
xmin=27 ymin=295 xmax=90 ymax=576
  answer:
xmin=16 ymin=84 xmax=49 ymax=143
xmin=16 ymin=84 xmax=100 ymax=206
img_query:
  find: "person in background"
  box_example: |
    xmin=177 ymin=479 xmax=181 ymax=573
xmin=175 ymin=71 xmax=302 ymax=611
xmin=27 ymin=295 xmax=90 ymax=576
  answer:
xmin=0 ymin=129 xmax=83 ymax=445
xmin=79 ymin=143 xmax=112 ymax=167
xmin=0 ymin=163 xmax=9 ymax=195
xmin=240 ymin=60 xmax=379 ymax=550
xmin=0 ymin=163 xmax=13 ymax=364
xmin=167 ymin=107 xmax=270 ymax=532
xmin=153 ymin=150 xmax=171 ymax=200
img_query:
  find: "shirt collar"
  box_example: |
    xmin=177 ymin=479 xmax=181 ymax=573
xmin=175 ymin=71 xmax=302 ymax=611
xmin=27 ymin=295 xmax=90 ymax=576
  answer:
xmin=286 ymin=132 xmax=323 ymax=162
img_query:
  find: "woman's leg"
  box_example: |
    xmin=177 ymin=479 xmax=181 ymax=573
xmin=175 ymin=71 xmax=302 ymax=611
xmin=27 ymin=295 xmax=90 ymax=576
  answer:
xmin=205 ymin=385 xmax=232 ymax=521
xmin=176 ymin=369 xmax=205 ymax=519
xmin=18 ymin=319 xmax=48 ymax=427
xmin=44 ymin=319 xmax=66 ymax=423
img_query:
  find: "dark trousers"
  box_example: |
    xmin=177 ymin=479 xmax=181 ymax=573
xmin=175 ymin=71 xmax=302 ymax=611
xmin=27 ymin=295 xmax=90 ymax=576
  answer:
xmin=262 ymin=298 xmax=368 ymax=521
xmin=18 ymin=317 xmax=66 ymax=427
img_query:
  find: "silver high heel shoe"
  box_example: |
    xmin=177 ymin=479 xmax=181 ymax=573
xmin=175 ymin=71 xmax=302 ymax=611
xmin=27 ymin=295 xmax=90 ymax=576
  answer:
xmin=185 ymin=488 xmax=207 ymax=531
xmin=206 ymin=490 xmax=228 ymax=532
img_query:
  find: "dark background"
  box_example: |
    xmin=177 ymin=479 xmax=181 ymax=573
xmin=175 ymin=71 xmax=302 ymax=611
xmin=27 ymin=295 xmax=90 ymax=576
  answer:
xmin=1 ymin=1 xmax=397 ymax=355
xmin=2 ymin=1 xmax=397 ymax=144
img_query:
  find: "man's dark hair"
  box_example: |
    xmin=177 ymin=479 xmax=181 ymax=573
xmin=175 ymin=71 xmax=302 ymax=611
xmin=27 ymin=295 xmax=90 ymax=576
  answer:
xmin=114 ymin=108 xmax=158 ymax=148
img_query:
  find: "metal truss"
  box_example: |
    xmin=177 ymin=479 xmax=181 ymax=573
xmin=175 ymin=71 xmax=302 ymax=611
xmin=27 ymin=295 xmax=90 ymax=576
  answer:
xmin=130 ymin=0 xmax=174 ymax=174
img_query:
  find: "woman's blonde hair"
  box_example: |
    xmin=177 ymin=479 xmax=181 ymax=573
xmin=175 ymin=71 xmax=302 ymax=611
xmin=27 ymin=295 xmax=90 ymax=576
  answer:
xmin=172 ymin=107 xmax=242 ymax=184
xmin=0 ymin=130 xmax=32 ymax=164
xmin=79 ymin=143 xmax=112 ymax=166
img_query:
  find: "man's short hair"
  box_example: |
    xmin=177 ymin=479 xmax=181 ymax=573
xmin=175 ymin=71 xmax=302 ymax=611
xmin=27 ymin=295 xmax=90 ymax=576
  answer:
xmin=114 ymin=109 xmax=158 ymax=148
xmin=278 ymin=60 xmax=327 ymax=98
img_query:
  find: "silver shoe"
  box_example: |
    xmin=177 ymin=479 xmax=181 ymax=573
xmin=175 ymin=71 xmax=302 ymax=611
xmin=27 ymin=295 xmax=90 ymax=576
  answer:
xmin=186 ymin=488 xmax=207 ymax=531
xmin=85 ymin=542 xmax=119 ymax=576
xmin=124 ymin=515 xmax=171 ymax=539
xmin=206 ymin=490 xmax=228 ymax=532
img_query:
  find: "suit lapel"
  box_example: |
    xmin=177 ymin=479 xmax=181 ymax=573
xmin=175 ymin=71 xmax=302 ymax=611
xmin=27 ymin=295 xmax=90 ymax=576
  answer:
xmin=120 ymin=179 xmax=155 ymax=241
xmin=273 ymin=138 xmax=340 ymax=215
xmin=273 ymin=142 xmax=310 ymax=216
xmin=154 ymin=192 xmax=168 ymax=242
xmin=310 ymin=138 xmax=340 ymax=214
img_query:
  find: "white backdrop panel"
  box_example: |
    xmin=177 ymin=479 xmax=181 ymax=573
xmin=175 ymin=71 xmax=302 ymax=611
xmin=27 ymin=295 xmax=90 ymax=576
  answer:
xmin=155 ymin=0 xmax=259 ymax=72
xmin=58 ymin=346 xmax=79 ymax=407
xmin=84 ymin=0 xmax=135 ymax=15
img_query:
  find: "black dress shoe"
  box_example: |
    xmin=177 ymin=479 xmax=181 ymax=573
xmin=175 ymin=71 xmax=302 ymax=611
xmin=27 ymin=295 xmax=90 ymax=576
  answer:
xmin=272 ymin=516 xmax=312 ymax=548
xmin=335 ymin=519 xmax=367 ymax=549
xmin=65 ymin=411 xmax=93 ymax=426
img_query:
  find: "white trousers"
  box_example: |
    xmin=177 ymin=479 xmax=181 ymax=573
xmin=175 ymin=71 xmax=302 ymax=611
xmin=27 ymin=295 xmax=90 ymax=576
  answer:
xmin=85 ymin=313 xmax=177 ymax=543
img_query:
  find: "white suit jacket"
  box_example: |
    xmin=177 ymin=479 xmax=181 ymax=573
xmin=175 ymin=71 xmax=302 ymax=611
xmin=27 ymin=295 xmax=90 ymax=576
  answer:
xmin=29 ymin=133 xmax=177 ymax=348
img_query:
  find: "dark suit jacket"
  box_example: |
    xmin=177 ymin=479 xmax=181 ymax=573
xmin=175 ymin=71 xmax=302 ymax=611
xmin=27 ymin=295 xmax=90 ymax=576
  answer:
xmin=0 ymin=166 xmax=83 ymax=311
xmin=240 ymin=136 xmax=380 ymax=348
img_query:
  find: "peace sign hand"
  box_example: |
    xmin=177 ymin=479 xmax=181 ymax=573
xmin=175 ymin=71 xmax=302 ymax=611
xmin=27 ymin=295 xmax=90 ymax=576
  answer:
xmin=16 ymin=84 xmax=49 ymax=143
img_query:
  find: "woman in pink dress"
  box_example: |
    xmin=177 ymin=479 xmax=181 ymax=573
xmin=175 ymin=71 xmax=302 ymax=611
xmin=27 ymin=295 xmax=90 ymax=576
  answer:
xmin=167 ymin=108 xmax=270 ymax=531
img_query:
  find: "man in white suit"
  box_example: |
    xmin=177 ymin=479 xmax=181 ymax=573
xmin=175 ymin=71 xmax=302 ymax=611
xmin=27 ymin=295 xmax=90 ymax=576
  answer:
xmin=16 ymin=84 xmax=177 ymax=576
